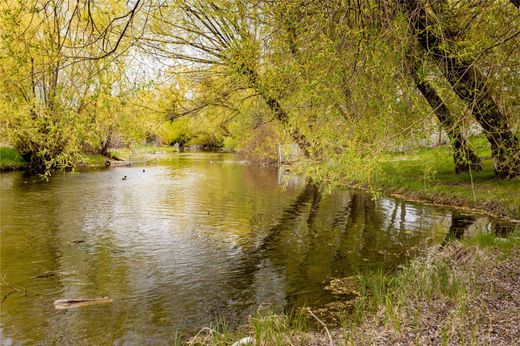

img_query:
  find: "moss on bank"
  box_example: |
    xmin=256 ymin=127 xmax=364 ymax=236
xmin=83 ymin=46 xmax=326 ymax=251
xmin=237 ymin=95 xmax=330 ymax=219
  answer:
xmin=0 ymin=146 xmax=26 ymax=171
xmin=191 ymin=229 xmax=520 ymax=345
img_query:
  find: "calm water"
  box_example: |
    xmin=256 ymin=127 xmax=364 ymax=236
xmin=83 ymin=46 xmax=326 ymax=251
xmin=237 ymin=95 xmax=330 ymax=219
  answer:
xmin=0 ymin=153 xmax=506 ymax=344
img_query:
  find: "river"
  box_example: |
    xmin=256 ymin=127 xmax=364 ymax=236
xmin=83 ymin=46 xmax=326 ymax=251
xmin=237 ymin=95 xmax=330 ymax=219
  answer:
xmin=0 ymin=153 xmax=508 ymax=344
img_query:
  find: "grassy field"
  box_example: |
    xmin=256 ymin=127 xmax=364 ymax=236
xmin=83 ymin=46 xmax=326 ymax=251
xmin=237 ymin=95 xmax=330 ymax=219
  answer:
xmin=0 ymin=146 xmax=26 ymax=171
xmin=378 ymin=136 xmax=520 ymax=219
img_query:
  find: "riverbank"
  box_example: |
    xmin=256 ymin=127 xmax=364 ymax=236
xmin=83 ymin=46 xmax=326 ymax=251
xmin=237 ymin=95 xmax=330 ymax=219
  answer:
xmin=2 ymin=141 xmax=519 ymax=220
xmin=0 ymin=145 xmax=180 ymax=171
xmin=334 ymin=230 xmax=520 ymax=345
xmin=191 ymin=229 xmax=520 ymax=345
xmin=0 ymin=146 xmax=26 ymax=171
xmin=76 ymin=146 xmax=179 ymax=168
xmin=374 ymin=137 xmax=520 ymax=220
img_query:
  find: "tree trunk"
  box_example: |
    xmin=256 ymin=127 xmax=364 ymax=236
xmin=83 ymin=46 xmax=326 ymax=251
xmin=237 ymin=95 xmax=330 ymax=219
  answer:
xmin=236 ymin=62 xmax=312 ymax=157
xmin=443 ymin=63 xmax=520 ymax=178
xmin=408 ymin=57 xmax=482 ymax=173
xmin=400 ymin=0 xmax=520 ymax=178
xmin=22 ymin=152 xmax=48 ymax=175
xmin=100 ymin=127 xmax=113 ymax=157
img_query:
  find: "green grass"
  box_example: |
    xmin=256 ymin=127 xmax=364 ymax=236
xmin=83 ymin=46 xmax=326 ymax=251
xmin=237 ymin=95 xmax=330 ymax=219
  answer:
xmin=188 ymin=307 xmax=309 ymax=345
xmin=81 ymin=154 xmax=108 ymax=166
xmin=108 ymin=145 xmax=178 ymax=161
xmin=378 ymin=135 xmax=520 ymax=218
xmin=462 ymin=225 xmax=520 ymax=254
xmin=0 ymin=146 xmax=26 ymax=170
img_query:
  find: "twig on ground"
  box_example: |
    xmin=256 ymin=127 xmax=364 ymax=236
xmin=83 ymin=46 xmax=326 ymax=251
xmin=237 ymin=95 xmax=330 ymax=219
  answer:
xmin=307 ymin=307 xmax=334 ymax=346
xmin=187 ymin=327 xmax=219 ymax=345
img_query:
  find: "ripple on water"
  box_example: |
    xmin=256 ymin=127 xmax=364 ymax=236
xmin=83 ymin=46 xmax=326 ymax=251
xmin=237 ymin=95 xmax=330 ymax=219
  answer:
xmin=0 ymin=156 xmax=508 ymax=344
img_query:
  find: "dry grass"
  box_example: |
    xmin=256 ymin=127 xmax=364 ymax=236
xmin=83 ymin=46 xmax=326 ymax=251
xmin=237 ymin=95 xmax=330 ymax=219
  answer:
xmin=340 ymin=244 xmax=520 ymax=345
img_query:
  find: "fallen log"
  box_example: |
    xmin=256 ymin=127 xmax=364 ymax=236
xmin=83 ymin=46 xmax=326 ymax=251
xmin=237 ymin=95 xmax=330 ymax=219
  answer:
xmin=32 ymin=271 xmax=57 ymax=279
xmin=54 ymin=297 xmax=112 ymax=310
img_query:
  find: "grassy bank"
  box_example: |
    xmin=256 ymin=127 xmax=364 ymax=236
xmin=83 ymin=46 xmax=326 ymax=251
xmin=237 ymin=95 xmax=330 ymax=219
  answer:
xmin=0 ymin=145 xmax=180 ymax=170
xmin=189 ymin=229 xmax=519 ymax=345
xmin=78 ymin=147 xmax=177 ymax=168
xmin=0 ymin=146 xmax=26 ymax=171
xmin=79 ymin=154 xmax=110 ymax=166
xmin=109 ymin=145 xmax=179 ymax=161
xmin=377 ymin=137 xmax=520 ymax=219
xmin=79 ymin=146 xmax=179 ymax=167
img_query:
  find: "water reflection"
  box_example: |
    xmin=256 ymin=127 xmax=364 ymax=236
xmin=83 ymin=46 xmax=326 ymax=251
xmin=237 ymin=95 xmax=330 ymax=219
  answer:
xmin=441 ymin=213 xmax=475 ymax=245
xmin=0 ymin=154 xmax=509 ymax=344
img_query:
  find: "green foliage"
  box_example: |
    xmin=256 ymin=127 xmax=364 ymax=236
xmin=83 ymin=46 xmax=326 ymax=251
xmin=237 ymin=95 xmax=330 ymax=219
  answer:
xmin=190 ymin=133 xmax=224 ymax=151
xmin=0 ymin=0 xmax=162 ymax=175
xmin=1 ymin=0 xmax=519 ymax=181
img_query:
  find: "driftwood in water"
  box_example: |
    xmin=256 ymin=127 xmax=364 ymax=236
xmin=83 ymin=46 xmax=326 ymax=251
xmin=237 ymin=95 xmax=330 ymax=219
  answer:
xmin=54 ymin=297 xmax=112 ymax=310
xmin=32 ymin=271 xmax=57 ymax=279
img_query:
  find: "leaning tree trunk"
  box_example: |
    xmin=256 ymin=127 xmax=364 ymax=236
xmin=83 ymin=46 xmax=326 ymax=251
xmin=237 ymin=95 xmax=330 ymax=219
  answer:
xmin=236 ymin=62 xmax=312 ymax=157
xmin=99 ymin=127 xmax=113 ymax=157
xmin=408 ymin=56 xmax=482 ymax=173
xmin=442 ymin=62 xmax=520 ymax=178
xmin=400 ymin=0 xmax=520 ymax=178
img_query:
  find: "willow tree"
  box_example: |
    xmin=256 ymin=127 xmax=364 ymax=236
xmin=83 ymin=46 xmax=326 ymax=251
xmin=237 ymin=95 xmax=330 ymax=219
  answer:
xmin=277 ymin=0 xmax=517 ymax=177
xmin=407 ymin=54 xmax=483 ymax=173
xmin=0 ymin=0 xmax=147 ymax=174
xmin=259 ymin=0 xmax=483 ymax=175
xmin=144 ymin=0 xmax=313 ymax=156
xmin=398 ymin=0 xmax=520 ymax=178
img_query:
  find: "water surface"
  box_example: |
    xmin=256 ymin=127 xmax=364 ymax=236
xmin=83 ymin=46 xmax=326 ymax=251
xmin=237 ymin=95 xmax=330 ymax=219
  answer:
xmin=0 ymin=153 xmax=504 ymax=344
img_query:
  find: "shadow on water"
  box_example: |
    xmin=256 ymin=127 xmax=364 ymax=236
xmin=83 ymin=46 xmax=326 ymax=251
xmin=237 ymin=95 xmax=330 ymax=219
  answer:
xmin=443 ymin=213 xmax=476 ymax=244
xmin=442 ymin=212 xmax=516 ymax=246
xmin=223 ymin=183 xmax=443 ymax=319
